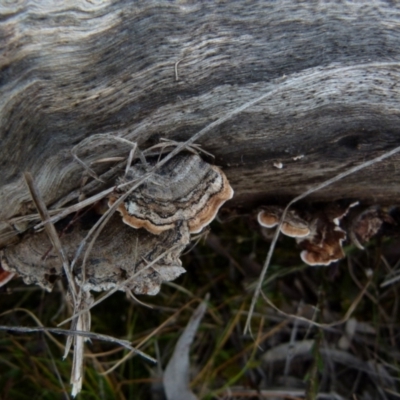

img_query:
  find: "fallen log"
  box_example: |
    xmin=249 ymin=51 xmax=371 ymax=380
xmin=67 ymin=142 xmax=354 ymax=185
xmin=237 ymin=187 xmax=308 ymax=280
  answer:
xmin=1 ymin=1 xmax=399 ymax=242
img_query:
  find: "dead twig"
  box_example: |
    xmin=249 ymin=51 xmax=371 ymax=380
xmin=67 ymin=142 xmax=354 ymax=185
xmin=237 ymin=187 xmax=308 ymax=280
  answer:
xmin=0 ymin=325 xmax=155 ymax=362
xmin=24 ymin=172 xmax=77 ymax=302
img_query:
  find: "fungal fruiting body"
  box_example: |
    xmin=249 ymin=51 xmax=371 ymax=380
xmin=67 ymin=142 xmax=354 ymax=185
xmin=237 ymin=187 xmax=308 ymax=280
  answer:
xmin=298 ymin=221 xmax=346 ymax=266
xmin=0 ymin=153 xmax=233 ymax=295
xmin=258 ymin=207 xmax=310 ymax=238
xmin=257 ymin=204 xmax=352 ymax=266
xmin=349 ymin=206 xmax=392 ymax=250
xmin=1 ymin=213 xmax=190 ymax=295
xmin=109 ymin=153 xmax=234 ymax=235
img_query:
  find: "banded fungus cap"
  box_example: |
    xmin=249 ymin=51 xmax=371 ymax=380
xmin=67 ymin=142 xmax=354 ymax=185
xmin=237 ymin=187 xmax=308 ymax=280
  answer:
xmin=257 ymin=205 xmax=348 ymax=266
xmin=257 ymin=208 xmax=310 ymax=238
xmin=109 ymin=153 xmax=233 ymax=235
xmin=298 ymin=223 xmax=346 ymax=266
xmin=300 ymin=248 xmax=342 ymax=266
xmin=298 ymin=201 xmax=358 ymax=266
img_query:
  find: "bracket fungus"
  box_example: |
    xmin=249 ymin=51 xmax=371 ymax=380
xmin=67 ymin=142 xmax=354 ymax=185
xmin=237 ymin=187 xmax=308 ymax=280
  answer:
xmin=109 ymin=153 xmax=234 ymax=234
xmin=1 ymin=213 xmax=190 ymax=295
xmin=1 ymin=153 xmax=233 ymax=295
xmin=257 ymin=204 xmax=356 ymax=266
xmin=298 ymin=221 xmax=346 ymax=266
xmin=258 ymin=207 xmax=310 ymax=238
xmin=348 ymin=206 xmax=394 ymax=250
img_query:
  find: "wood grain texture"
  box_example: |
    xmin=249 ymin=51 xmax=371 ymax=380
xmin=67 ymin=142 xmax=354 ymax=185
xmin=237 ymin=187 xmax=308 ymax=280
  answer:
xmin=1 ymin=1 xmax=400 ymax=245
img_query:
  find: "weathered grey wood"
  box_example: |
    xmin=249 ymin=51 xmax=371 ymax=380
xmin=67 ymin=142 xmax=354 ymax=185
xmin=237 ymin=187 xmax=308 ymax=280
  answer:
xmin=1 ymin=1 xmax=400 ymax=245
xmin=1 ymin=212 xmax=190 ymax=294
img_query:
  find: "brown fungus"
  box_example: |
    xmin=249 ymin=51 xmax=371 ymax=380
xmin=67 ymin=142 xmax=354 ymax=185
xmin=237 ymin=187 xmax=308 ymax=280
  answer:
xmin=257 ymin=207 xmax=310 ymax=238
xmin=109 ymin=153 xmax=234 ymax=235
xmin=296 ymin=203 xmax=360 ymax=266
xmin=298 ymin=221 xmax=346 ymax=266
xmin=348 ymin=206 xmax=393 ymax=249
xmin=257 ymin=204 xmax=355 ymax=266
xmin=1 ymin=154 xmax=233 ymax=294
xmin=1 ymin=214 xmax=190 ymax=295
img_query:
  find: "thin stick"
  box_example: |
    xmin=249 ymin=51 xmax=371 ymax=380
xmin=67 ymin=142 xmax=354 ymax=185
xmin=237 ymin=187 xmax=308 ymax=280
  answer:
xmin=71 ymin=152 xmax=103 ymax=182
xmin=34 ymin=187 xmax=115 ymax=229
xmin=244 ymin=144 xmax=400 ymax=334
xmin=24 ymin=172 xmax=77 ymax=301
xmin=0 ymin=325 xmax=155 ymax=362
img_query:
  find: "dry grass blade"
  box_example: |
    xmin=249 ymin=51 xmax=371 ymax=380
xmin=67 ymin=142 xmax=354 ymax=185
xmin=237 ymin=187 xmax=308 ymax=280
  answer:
xmin=34 ymin=187 xmax=115 ymax=230
xmin=260 ymin=271 xmax=373 ymax=329
xmin=101 ymin=298 xmax=200 ymax=376
xmin=71 ymin=152 xmax=103 ymax=182
xmin=244 ymin=144 xmax=400 ymax=335
xmin=127 ymin=291 xmax=154 ymax=309
xmin=91 ymin=157 xmax=126 ymax=164
xmin=68 ymin=292 xmax=92 ymax=397
xmin=70 ymin=314 xmax=89 ymax=396
xmin=380 ymin=272 xmax=400 ymax=288
xmin=23 ymin=172 xmax=77 ymax=301
xmin=145 ymin=139 xmax=215 ymax=159
xmin=0 ymin=325 xmax=155 ymax=361
xmin=380 ymin=256 xmax=400 ymax=288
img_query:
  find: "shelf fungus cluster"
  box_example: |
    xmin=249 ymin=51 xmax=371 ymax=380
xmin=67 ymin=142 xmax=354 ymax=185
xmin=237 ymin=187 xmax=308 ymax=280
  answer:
xmin=109 ymin=153 xmax=234 ymax=234
xmin=258 ymin=203 xmax=361 ymax=266
xmin=0 ymin=153 xmax=233 ymax=295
